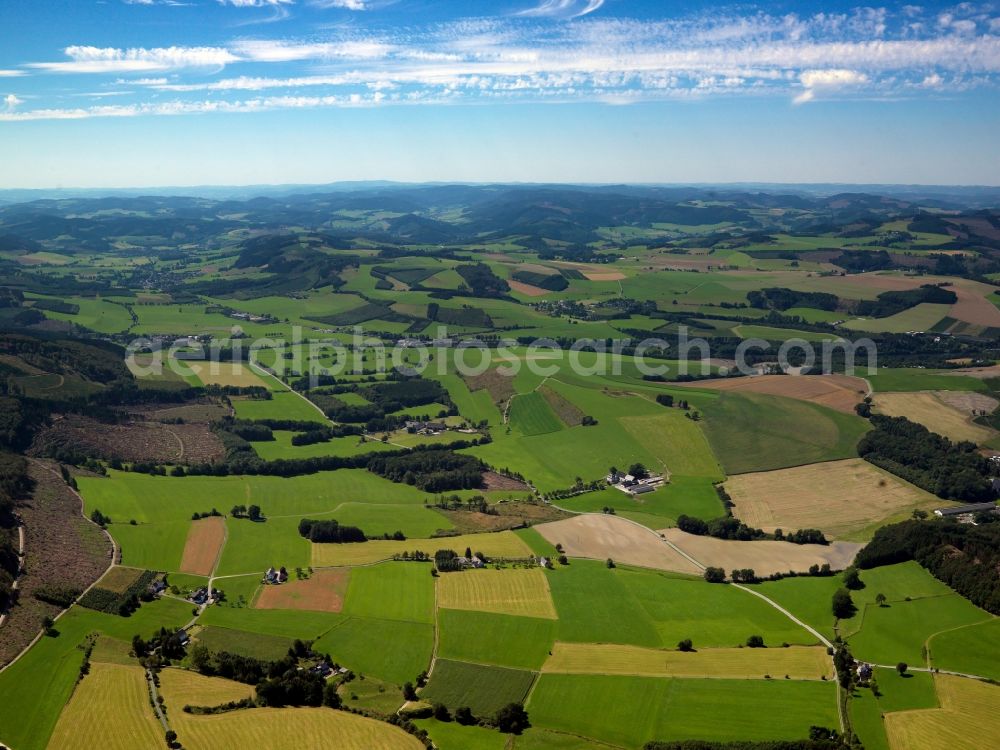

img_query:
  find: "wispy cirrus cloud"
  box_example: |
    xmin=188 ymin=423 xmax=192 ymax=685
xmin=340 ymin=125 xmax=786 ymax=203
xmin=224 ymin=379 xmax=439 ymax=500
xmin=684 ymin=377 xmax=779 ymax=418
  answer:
xmin=516 ymin=0 xmax=604 ymax=19
xmin=27 ymin=46 xmax=239 ymax=74
xmin=9 ymin=6 xmax=1000 ymax=120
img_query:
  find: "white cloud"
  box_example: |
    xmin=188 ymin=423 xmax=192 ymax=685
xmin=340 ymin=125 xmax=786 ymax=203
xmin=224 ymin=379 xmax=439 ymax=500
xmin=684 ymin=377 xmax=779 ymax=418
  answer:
xmin=0 ymin=70 xmax=25 ymax=77
xmin=4 ymin=94 xmax=23 ymax=109
xmin=27 ymin=46 xmax=239 ymax=74
xmin=311 ymin=0 xmax=369 ymax=9
xmin=794 ymin=68 xmax=868 ymax=103
xmin=218 ymin=0 xmax=293 ymax=6
xmin=233 ymin=39 xmax=391 ymax=61
xmin=920 ymin=72 xmax=944 ymax=87
xmin=517 ymin=0 xmax=604 ymax=19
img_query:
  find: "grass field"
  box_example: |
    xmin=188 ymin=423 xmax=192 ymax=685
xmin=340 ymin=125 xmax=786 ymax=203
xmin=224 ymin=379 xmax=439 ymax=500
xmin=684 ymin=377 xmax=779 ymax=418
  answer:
xmin=93 ymin=565 xmax=146 ymax=593
xmin=47 ymin=663 xmax=163 ymax=750
xmin=313 ymin=616 xmax=434 ymax=684
xmin=866 ymin=368 xmax=988 ymax=393
xmin=231 ymin=392 xmax=328 ymax=423
xmin=509 ymin=392 xmax=564 ymax=436
xmin=542 ymin=643 xmax=832 ymax=680
xmin=311 ymin=530 xmax=532 ymax=567
xmin=193 ymin=625 xmax=295 ymax=661
xmin=883 ymin=675 xmax=1000 ymax=750
xmin=414 ymin=718 xmax=511 ymax=750
xmin=701 ymin=391 xmax=871 ymax=474
xmin=437 ymin=609 xmax=557 ymax=670
xmin=726 ymin=459 xmax=942 ymax=541
xmin=928 ymin=618 xmax=1000 ymax=681
xmin=437 ymin=568 xmax=557 ymax=619
xmin=342 ymin=563 xmax=435 ymax=624
xmin=185 ymin=361 xmax=270 ymax=388
xmin=529 ymin=674 xmax=838 ymax=748
xmin=618 ymin=412 xmax=723 ymax=479
xmin=555 ymin=477 xmax=724 ymax=530
xmin=421 ymin=659 xmax=536 ymax=716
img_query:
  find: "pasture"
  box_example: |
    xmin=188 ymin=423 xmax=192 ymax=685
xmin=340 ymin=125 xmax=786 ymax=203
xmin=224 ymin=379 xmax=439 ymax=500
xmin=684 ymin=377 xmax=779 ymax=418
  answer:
xmin=541 ymin=643 xmax=832 ymax=680
xmin=436 ymin=568 xmax=557 ymax=619
xmin=46 ymin=663 xmax=162 ymax=750
xmin=866 ymin=368 xmax=988 ymax=393
xmin=421 ymin=659 xmax=536 ymax=716
xmin=726 ymin=458 xmax=941 ymax=540
xmin=700 ymin=391 xmax=870 ymax=474
xmin=509 ymin=392 xmax=564 ymax=436
xmin=883 ymin=675 xmax=1000 ymax=750
xmin=437 ymin=610 xmax=557 ymax=670
xmin=232 ymin=392 xmax=328 ymax=423
xmin=254 ymin=568 xmax=349 ymax=613
xmin=184 ymin=361 xmax=270 ymax=389
xmin=928 ymin=618 xmax=1000 ymax=681
xmin=528 ymin=674 xmax=838 ymax=748
xmin=872 ymin=391 xmax=997 ymax=444
xmin=313 ymin=616 xmax=434 ymax=684
xmin=679 ymin=374 xmax=868 ymax=414
xmin=179 ymin=516 xmax=226 ymax=576
xmin=342 ymin=563 xmax=435 ymax=624
xmin=310 ymin=530 xmax=532 ymax=567
xmin=193 ymin=625 xmax=295 ymax=661
xmin=555 ymin=477 xmax=724 ymax=530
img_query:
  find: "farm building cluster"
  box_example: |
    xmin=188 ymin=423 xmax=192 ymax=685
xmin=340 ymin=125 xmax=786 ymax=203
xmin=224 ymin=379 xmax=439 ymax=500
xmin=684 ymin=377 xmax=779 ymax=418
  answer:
xmin=263 ymin=566 xmax=289 ymax=585
xmin=933 ymin=502 xmax=999 ymax=524
xmin=187 ymin=586 xmax=220 ymax=606
xmin=606 ymin=469 xmax=665 ymax=496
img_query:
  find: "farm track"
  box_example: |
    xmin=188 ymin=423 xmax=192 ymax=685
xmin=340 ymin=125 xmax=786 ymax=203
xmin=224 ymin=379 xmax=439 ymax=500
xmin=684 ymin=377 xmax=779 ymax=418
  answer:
xmin=0 ymin=461 xmax=118 ymax=677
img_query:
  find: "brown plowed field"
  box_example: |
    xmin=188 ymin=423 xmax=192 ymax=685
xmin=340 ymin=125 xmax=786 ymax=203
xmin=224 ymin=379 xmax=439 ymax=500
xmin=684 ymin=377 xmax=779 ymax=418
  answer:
xmin=254 ymin=568 xmax=350 ymax=613
xmin=508 ymin=280 xmax=549 ymax=297
xmin=179 ymin=516 xmax=226 ymax=576
xmin=677 ymin=374 xmax=869 ymax=413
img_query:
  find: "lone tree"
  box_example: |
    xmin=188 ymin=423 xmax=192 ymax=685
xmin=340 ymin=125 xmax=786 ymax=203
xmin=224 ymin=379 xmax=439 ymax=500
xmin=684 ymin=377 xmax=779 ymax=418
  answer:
xmin=495 ymin=702 xmax=530 ymax=734
xmin=746 ymin=635 xmax=765 ymax=648
xmin=677 ymin=639 xmax=694 ymax=652
xmin=875 ymin=593 xmax=887 ymax=607
xmin=832 ymin=588 xmax=857 ymax=619
xmin=247 ymin=504 xmax=262 ymax=521
xmin=896 ymin=662 xmax=908 ymax=676
xmin=628 ymin=463 xmax=648 ymax=480
xmin=402 ymin=682 xmax=417 ymax=701
xmin=842 ymin=567 xmax=864 ymax=590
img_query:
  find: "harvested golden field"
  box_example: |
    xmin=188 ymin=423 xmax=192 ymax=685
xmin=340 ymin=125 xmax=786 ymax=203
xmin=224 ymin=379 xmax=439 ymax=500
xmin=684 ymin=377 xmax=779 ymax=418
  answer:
xmin=185 ymin=361 xmax=267 ymax=388
xmin=47 ymin=663 xmax=162 ymax=750
xmin=944 ymin=363 xmax=1000 ymax=379
xmin=542 ymin=643 xmax=832 ymax=680
xmin=660 ymin=528 xmax=862 ymax=577
xmin=726 ymin=458 xmax=941 ymax=540
xmin=678 ymin=374 xmax=869 ymax=414
xmin=165 ymin=706 xmax=425 ymax=750
xmin=945 ymin=280 xmax=1000 ymax=327
xmin=508 ymin=279 xmax=549 ymax=297
xmin=872 ymin=392 xmax=997 ymax=444
xmin=311 ymin=531 xmax=532 ymax=567
xmin=180 ymin=516 xmax=226 ymax=576
xmin=255 ymin=568 xmax=349 ymax=613
xmin=884 ymin=675 xmax=1000 ymax=750
xmin=89 ymin=636 xmax=135 ymax=666
xmin=536 ymin=514 xmax=702 ymax=575
xmin=583 ymin=271 xmax=626 ymax=281
xmin=94 ymin=566 xmax=145 ymax=594
xmin=159 ymin=667 xmax=254 ymax=708
xmin=437 ymin=567 xmax=557 ymax=619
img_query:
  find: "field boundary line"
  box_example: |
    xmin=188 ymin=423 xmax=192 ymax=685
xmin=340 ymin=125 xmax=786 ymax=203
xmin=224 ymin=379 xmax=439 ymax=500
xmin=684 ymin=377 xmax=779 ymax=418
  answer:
xmin=0 ymin=460 xmax=118 ymax=676
xmin=247 ymin=359 xmax=332 ymax=423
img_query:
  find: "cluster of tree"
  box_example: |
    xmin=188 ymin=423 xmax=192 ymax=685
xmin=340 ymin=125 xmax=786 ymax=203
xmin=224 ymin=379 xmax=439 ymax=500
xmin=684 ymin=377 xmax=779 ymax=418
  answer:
xmin=677 ymin=514 xmax=769 ymax=542
xmin=190 ymin=508 xmax=222 ymax=521
xmin=297 ymin=518 xmax=368 ymax=544
xmin=229 ymin=504 xmax=262 ymax=521
xmin=79 ymin=569 xmax=159 ymax=616
xmin=89 ymin=509 xmax=111 ymax=527
xmin=220 ymin=420 xmax=274 ymax=442
xmin=854 ymin=284 xmax=957 ymax=318
xmin=368 ymin=448 xmax=485 ymax=493
xmin=454 ymin=263 xmax=511 ymax=298
xmin=857 ymin=415 xmax=997 ymax=501
xmin=434 ymin=549 xmax=465 ymax=572
xmin=32 ymin=584 xmax=81 ymax=608
xmin=747 ymin=288 xmax=840 ymax=312
xmin=132 ymin=627 xmax=188 ymax=663
xmin=855 ymin=519 xmax=1000 ymax=614
xmin=511 ymin=269 xmax=569 ymax=291
xmin=831 ymin=588 xmax=857 ymax=619
xmin=290 ymin=425 xmax=362 ymax=446
xmin=730 ymin=568 xmax=758 ymax=583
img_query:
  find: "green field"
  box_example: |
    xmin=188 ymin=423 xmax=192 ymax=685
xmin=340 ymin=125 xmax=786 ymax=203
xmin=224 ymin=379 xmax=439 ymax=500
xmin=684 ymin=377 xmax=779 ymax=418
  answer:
xmin=928 ymin=618 xmax=1000 ymax=680
xmin=529 ymin=674 xmax=838 ymax=748
xmin=194 ymin=625 xmax=294 ymax=661
xmin=700 ymin=391 xmax=871 ymax=474
xmin=313 ymin=616 xmax=433 ymax=685
xmin=866 ymin=368 xmax=988 ymax=393
xmin=509 ymin=392 xmax=564 ymax=436
xmin=232 ymin=392 xmax=329 ymax=423
xmin=555 ymin=477 xmax=724 ymax=529
xmin=342 ymin=563 xmax=435 ymax=624
xmin=437 ymin=610 xmax=557 ymax=670
xmin=421 ymin=659 xmax=536 ymax=716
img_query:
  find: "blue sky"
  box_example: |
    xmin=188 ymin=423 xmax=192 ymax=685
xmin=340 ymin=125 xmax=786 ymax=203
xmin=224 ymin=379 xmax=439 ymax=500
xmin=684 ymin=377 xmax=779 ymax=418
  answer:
xmin=1 ymin=0 xmax=998 ymax=187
